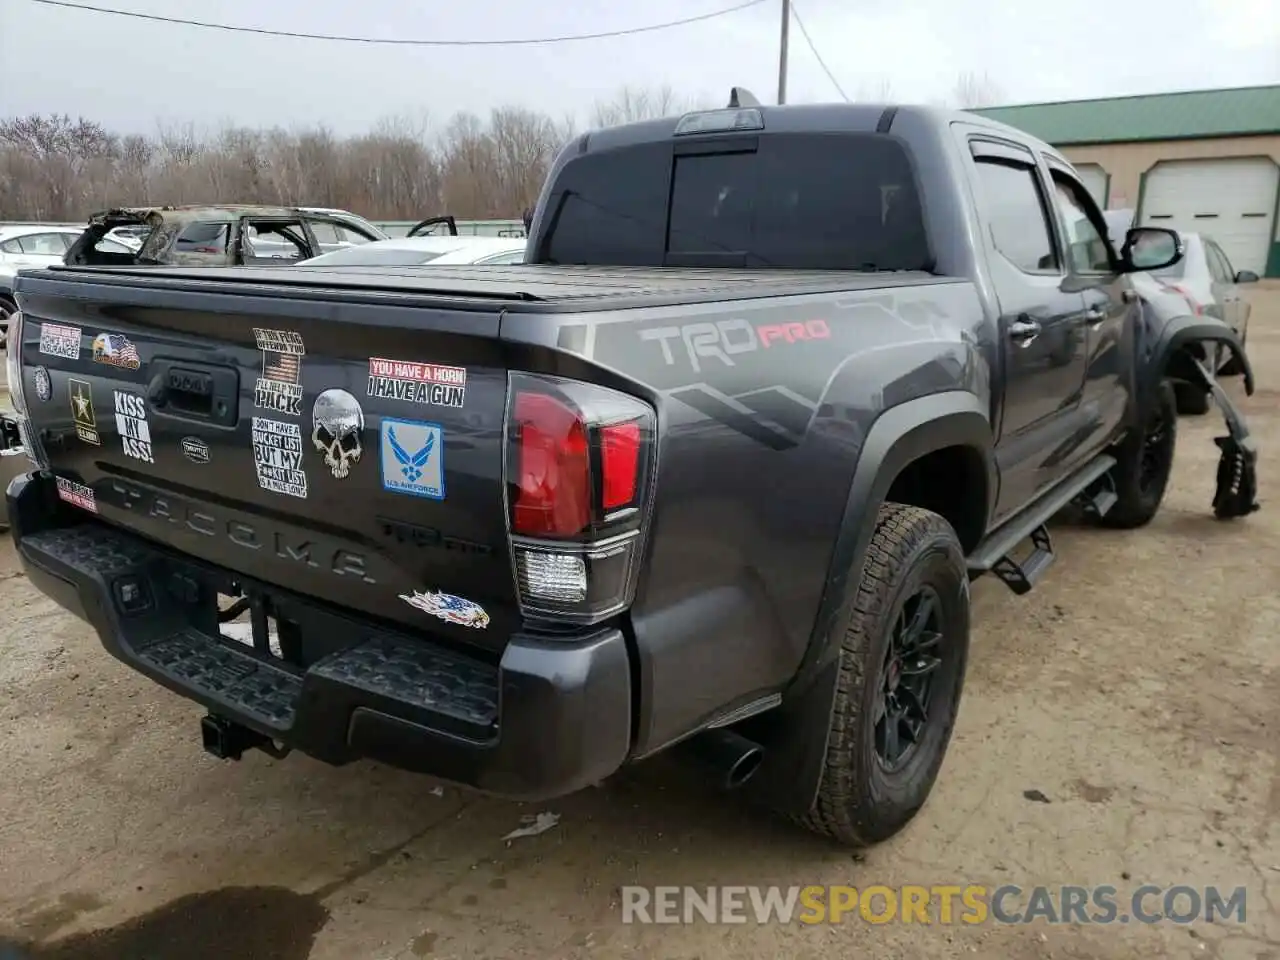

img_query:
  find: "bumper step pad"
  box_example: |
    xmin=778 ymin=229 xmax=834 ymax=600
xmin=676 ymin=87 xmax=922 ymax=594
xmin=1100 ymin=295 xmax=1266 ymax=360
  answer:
xmin=20 ymin=523 xmax=500 ymax=737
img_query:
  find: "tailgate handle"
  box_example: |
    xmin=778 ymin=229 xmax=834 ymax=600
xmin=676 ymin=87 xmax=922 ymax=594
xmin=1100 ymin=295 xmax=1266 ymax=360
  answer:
xmin=149 ymin=360 xmax=239 ymax=428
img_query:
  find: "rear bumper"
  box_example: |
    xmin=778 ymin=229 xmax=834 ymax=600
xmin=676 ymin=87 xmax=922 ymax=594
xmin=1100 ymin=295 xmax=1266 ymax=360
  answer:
xmin=6 ymin=472 xmax=633 ymax=800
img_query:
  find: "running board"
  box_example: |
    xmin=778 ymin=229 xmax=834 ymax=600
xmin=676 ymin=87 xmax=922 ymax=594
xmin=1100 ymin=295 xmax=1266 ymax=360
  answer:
xmin=967 ymin=454 xmax=1117 ymax=595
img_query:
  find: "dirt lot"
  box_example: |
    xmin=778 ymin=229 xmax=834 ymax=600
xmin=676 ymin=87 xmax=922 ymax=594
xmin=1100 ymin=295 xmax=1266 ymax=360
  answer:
xmin=0 ymin=293 xmax=1278 ymax=960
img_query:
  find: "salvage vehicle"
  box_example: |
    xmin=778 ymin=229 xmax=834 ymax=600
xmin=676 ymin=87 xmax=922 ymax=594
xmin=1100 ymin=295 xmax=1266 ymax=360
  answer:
xmin=0 ymin=91 xmax=1260 ymax=847
xmin=61 ymin=205 xmax=386 ymax=268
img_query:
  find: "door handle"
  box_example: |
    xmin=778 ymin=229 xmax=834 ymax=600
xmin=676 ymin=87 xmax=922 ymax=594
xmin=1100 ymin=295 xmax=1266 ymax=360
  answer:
xmin=1084 ymin=307 xmax=1107 ymax=326
xmin=1008 ymin=317 xmax=1041 ymax=346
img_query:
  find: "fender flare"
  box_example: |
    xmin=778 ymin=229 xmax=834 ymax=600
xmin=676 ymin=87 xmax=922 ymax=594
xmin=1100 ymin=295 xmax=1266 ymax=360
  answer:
xmin=742 ymin=390 xmax=994 ymax=814
xmin=1142 ymin=315 xmax=1254 ymax=404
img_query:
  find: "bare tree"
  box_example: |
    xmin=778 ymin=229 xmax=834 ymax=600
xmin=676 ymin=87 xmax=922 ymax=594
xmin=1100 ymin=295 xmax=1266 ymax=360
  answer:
xmin=951 ymin=72 xmax=1005 ymax=109
xmin=590 ymin=84 xmax=711 ymax=128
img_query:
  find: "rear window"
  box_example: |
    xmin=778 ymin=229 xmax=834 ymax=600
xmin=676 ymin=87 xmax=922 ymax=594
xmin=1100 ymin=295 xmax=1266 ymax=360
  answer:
xmin=540 ymin=133 xmax=931 ymax=271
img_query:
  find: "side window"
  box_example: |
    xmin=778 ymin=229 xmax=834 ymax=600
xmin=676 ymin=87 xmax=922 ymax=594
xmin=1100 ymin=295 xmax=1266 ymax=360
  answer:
xmin=20 ymin=233 xmax=72 ymax=255
xmin=0 ymin=239 xmax=22 ymax=254
xmin=973 ymin=159 xmax=1059 ymax=273
xmin=308 ymin=221 xmax=339 ymax=244
xmin=1206 ymin=242 xmax=1233 ymax=282
xmin=1049 ymin=172 xmax=1112 ymax=274
xmin=176 ymin=221 xmax=231 ymax=253
xmin=243 ymin=220 xmax=309 ymax=261
xmin=335 ymin=224 xmax=376 ymax=244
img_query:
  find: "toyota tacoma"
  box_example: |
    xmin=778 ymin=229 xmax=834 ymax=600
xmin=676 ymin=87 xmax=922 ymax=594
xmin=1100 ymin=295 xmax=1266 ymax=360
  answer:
xmin=0 ymin=91 xmax=1259 ymax=847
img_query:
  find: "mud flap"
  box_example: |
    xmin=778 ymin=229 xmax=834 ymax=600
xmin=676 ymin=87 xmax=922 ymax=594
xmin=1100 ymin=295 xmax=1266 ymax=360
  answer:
xmin=1188 ymin=357 xmax=1259 ymax=520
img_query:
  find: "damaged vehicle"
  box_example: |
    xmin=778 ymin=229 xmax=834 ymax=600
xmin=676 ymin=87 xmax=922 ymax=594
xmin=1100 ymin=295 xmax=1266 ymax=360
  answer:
xmin=0 ymin=91 xmax=1260 ymax=846
xmin=62 ymin=205 xmax=387 ymax=268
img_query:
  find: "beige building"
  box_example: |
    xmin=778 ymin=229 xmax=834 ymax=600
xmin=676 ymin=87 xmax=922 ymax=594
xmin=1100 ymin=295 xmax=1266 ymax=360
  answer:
xmin=975 ymin=84 xmax=1280 ymax=278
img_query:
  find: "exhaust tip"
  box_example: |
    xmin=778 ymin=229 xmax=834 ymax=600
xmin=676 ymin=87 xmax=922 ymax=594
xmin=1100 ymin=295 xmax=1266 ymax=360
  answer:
xmin=725 ymin=745 xmax=763 ymax=790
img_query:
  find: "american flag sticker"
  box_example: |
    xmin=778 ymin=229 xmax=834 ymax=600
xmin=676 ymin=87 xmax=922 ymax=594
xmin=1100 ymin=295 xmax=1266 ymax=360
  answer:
xmin=252 ymin=328 xmax=306 ymax=416
xmin=90 ymin=332 xmax=140 ymax=370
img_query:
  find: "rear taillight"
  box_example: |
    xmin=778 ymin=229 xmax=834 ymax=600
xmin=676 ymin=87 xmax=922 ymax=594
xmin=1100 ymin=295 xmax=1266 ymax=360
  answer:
xmin=3 ymin=310 xmax=49 ymax=470
xmin=505 ymin=373 xmax=657 ymax=625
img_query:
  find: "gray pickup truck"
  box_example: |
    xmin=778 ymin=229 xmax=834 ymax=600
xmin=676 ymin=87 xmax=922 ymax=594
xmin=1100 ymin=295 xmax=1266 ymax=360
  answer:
xmin=0 ymin=90 xmax=1259 ymax=848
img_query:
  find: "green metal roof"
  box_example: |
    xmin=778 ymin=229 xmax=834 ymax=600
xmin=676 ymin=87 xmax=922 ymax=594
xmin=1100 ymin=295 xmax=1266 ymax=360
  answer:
xmin=971 ymin=84 xmax=1280 ymax=146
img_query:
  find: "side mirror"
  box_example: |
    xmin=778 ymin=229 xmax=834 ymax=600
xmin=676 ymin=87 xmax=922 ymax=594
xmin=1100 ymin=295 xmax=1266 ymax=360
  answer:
xmin=1120 ymin=226 xmax=1183 ymax=273
xmin=1235 ymin=269 xmax=1259 ymax=284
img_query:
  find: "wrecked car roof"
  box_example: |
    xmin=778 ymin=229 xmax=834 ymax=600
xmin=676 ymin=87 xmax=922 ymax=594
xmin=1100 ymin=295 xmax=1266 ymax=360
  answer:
xmin=86 ymin=204 xmax=304 ymax=226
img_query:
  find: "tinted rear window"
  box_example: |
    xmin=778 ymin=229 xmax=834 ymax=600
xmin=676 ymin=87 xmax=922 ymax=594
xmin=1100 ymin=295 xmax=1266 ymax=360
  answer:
xmin=539 ymin=133 xmax=930 ymax=271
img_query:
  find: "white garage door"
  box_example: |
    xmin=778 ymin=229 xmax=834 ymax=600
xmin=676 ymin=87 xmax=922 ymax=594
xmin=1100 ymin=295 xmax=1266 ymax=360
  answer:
xmin=1074 ymin=164 xmax=1109 ymax=208
xmin=1140 ymin=157 xmax=1279 ymax=276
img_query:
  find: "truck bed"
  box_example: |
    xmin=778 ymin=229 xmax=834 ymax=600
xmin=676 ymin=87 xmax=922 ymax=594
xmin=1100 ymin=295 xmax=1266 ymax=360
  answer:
xmin=39 ymin=263 xmax=950 ymax=311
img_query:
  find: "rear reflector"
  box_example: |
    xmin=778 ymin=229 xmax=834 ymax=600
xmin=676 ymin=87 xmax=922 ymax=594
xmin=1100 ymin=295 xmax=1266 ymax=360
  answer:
xmin=600 ymin=420 xmax=642 ymax=510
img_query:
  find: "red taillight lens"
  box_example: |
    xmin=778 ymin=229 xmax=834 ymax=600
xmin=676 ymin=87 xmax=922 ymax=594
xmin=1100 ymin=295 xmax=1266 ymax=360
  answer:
xmin=511 ymin=392 xmax=591 ymax=536
xmin=600 ymin=420 xmax=642 ymax=510
xmin=505 ymin=373 xmax=657 ymax=625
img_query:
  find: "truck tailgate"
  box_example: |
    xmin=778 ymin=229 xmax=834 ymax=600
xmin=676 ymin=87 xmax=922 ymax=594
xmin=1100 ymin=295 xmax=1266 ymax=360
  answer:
xmin=16 ymin=272 xmax=516 ymax=647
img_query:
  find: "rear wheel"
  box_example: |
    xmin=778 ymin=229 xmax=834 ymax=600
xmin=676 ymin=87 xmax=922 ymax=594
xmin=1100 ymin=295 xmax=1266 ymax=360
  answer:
xmin=1099 ymin=380 xmax=1178 ymax=529
xmin=797 ymin=503 xmax=970 ymax=847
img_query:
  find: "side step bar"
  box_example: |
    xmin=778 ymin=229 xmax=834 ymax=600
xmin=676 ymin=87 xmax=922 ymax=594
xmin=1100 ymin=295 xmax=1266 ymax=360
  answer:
xmin=967 ymin=454 xmax=1117 ymax=595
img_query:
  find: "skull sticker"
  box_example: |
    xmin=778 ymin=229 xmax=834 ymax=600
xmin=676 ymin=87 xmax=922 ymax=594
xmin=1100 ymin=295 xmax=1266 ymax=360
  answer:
xmin=311 ymin=388 xmax=364 ymax=479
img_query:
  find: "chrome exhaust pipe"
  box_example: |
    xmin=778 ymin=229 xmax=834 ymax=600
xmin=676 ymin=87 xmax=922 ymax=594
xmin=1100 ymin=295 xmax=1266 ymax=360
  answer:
xmin=673 ymin=728 xmax=764 ymax=791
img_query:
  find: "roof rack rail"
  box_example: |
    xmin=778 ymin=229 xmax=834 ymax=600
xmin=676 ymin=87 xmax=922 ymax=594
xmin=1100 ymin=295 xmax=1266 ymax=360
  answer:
xmin=727 ymin=87 xmax=761 ymax=108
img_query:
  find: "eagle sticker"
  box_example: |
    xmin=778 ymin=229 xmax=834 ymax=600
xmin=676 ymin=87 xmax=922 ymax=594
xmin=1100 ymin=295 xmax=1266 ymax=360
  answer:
xmin=399 ymin=590 xmax=489 ymax=630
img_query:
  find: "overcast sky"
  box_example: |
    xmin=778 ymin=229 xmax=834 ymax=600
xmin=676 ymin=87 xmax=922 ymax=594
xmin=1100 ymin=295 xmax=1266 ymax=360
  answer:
xmin=1 ymin=0 xmax=1277 ymax=136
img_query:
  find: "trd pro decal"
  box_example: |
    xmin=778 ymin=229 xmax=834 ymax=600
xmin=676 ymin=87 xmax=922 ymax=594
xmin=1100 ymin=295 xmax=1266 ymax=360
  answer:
xmin=68 ymin=378 xmax=100 ymax=445
xmin=639 ymin=318 xmax=831 ymax=372
xmin=55 ymin=477 xmax=97 ymax=513
xmin=311 ymin=389 xmax=364 ymax=479
xmin=380 ymin=418 xmax=445 ymax=500
xmin=113 ymin=390 xmax=153 ymax=463
xmin=38 ymin=322 xmax=81 ymax=360
xmin=252 ymin=416 xmax=307 ymax=499
xmin=252 ymin=328 xmax=305 ymax=416
xmin=91 ymin=332 xmax=140 ymax=370
xmin=366 ymin=357 xmax=467 ymax=408
xmin=399 ymin=589 xmax=489 ymax=629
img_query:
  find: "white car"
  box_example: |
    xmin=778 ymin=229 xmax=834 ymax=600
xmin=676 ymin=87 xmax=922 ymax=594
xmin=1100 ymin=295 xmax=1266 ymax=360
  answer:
xmin=0 ymin=225 xmax=136 ymax=348
xmin=297 ymin=235 xmax=528 ymax=267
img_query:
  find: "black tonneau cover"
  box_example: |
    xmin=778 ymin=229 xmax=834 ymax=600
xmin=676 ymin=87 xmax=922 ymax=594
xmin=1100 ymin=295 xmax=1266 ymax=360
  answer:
xmin=40 ymin=263 xmax=950 ymax=311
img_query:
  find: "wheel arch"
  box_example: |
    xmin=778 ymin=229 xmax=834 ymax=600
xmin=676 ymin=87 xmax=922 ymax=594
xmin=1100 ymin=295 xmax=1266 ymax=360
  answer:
xmin=741 ymin=390 xmax=994 ymax=815
xmin=1140 ymin=313 xmax=1254 ymax=406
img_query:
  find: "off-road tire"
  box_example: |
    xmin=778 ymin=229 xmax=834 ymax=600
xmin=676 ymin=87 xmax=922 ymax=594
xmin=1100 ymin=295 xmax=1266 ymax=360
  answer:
xmin=1173 ymin=381 xmax=1210 ymax=416
xmin=797 ymin=503 xmax=970 ymax=847
xmin=1099 ymin=380 xmax=1178 ymax=529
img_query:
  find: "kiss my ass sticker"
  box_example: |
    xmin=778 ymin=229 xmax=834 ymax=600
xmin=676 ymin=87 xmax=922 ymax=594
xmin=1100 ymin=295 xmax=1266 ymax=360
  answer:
xmin=367 ymin=357 xmax=466 ymax=409
xmin=113 ymin=390 xmax=154 ymax=463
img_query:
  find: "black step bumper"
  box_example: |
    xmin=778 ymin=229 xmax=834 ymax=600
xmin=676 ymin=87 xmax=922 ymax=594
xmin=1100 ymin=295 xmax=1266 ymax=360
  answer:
xmin=6 ymin=472 xmax=633 ymax=800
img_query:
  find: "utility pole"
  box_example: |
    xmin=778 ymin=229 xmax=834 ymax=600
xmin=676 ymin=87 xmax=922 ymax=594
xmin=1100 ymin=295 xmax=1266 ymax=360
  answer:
xmin=777 ymin=0 xmax=790 ymax=104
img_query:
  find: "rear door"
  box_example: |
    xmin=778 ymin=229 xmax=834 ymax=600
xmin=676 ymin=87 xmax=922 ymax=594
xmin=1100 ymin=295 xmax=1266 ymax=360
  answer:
xmin=18 ymin=273 xmax=517 ymax=649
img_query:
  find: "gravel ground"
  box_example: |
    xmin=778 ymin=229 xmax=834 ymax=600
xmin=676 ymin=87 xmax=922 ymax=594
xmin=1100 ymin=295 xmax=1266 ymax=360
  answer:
xmin=0 ymin=291 xmax=1276 ymax=960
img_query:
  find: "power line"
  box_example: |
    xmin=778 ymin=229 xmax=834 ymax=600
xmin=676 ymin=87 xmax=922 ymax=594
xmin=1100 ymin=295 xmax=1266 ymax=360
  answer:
xmin=788 ymin=1 xmax=851 ymax=102
xmin=24 ymin=0 xmax=770 ymax=46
